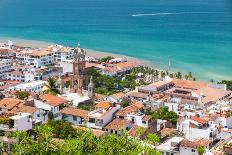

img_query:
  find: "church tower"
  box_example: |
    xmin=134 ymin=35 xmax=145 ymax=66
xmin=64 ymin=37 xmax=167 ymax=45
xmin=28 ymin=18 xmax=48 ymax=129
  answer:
xmin=70 ymin=43 xmax=86 ymax=95
xmin=88 ymin=76 xmax=95 ymax=98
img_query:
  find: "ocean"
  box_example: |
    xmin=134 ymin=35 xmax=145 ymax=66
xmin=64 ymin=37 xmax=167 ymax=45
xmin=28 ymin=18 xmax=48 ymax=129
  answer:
xmin=0 ymin=0 xmax=232 ymax=81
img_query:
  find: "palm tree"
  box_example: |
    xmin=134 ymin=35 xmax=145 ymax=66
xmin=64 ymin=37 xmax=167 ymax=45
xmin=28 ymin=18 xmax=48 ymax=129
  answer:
xmin=154 ymin=70 xmax=159 ymax=81
xmin=188 ymin=72 xmax=193 ymax=80
xmin=160 ymin=71 xmax=166 ymax=81
xmin=210 ymin=79 xmax=215 ymax=83
xmin=43 ymin=77 xmax=60 ymax=95
xmin=184 ymin=74 xmax=189 ymax=80
xmin=176 ymin=72 xmax=182 ymax=79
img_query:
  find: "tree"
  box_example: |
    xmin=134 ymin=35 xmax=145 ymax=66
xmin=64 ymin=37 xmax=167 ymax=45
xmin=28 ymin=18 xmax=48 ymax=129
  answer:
xmin=43 ymin=77 xmax=60 ymax=95
xmin=11 ymin=123 xmax=160 ymax=155
xmin=184 ymin=74 xmax=189 ymax=80
xmin=149 ymin=106 xmax=178 ymax=125
xmin=120 ymin=98 xmax=130 ymax=108
xmin=146 ymin=133 xmax=160 ymax=145
xmin=176 ymin=72 xmax=182 ymax=79
xmin=48 ymin=111 xmax=54 ymax=121
xmin=136 ymin=126 xmax=146 ymax=138
xmin=98 ymin=56 xmax=114 ymax=63
xmin=47 ymin=120 xmax=77 ymax=139
xmin=188 ymin=72 xmax=193 ymax=80
xmin=197 ymin=146 xmax=205 ymax=155
xmin=210 ymin=79 xmax=214 ymax=83
xmin=218 ymin=80 xmax=232 ymax=91
xmin=15 ymin=90 xmax=29 ymax=100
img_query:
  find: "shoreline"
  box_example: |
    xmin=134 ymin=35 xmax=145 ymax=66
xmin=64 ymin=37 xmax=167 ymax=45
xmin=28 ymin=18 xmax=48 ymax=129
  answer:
xmin=0 ymin=37 xmax=153 ymax=67
xmin=0 ymin=37 xmax=230 ymax=82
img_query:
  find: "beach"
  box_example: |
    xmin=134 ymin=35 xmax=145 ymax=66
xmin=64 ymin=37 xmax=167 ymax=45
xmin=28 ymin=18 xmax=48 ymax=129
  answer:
xmin=0 ymin=38 xmax=152 ymax=67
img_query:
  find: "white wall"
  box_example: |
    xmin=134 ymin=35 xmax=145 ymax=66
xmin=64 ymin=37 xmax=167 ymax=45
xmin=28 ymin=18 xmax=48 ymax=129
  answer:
xmin=180 ymin=147 xmax=197 ymax=155
xmin=63 ymin=115 xmax=83 ymax=125
xmin=14 ymin=116 xmax=32 ymax=131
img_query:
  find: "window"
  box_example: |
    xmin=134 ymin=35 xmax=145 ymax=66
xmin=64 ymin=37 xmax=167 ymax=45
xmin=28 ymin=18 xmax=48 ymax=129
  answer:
xmin=142 ymin=121 xmax=146 ymax=124
xmin=73 ymin=116 xmax=77 ymax=121
xmin=89 ymin=118 xmax=95 ymax=123
xmin=192 ymin=149 xmax=195 ymax=152
xmin=37 ymin=114 xmax=40 ymax=117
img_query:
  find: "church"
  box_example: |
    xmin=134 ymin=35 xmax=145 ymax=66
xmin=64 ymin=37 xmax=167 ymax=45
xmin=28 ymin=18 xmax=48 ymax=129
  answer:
xmin=58 ymin=43 xmax=95 ymax=106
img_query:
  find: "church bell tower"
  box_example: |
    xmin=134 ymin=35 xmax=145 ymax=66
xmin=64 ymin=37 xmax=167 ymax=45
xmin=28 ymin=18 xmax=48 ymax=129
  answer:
xmin=70 ymin=43 xmax=86 ymax=95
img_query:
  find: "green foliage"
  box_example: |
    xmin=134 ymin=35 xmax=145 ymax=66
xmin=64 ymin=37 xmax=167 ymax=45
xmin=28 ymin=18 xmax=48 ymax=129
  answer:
xmin=218 ymin=80 xmax=232 ymax=91
xmin=97 ymin=56 xmax=114 ymax=63
xmin=86 ymin=68 xmax=122 ymax=95
xmin=146 ymin=133 xmax=160 ymax=145
xmin=64 ymin=80 xmax=70 ymax=88
xmin=196 ymin=146 xmax=205 ymax=155
xmin=15 ymin=90 xmax=29 ymax=100
xmin=11 ymin=123 xmax=160 ymax=155
xmin=225 ymin=110 xmax=232 ymax=118
xmin=121 ymin=98 xmax=130 ymax=108
xmin=136 ymin=126 xmax=146 ymax=137
xmin=43 ymin=77 xmax=60 ymax=95
xmin=47 ymin=120 xmax=77 ymax=139
xmin=48 ymin=111 xmax=54 ymax=121
xmin=146 ymin=106 xmax=178 ymax=125
xmin=0 ymin=118 xmax=12 ymax=126
xmin=77 ymin=101 xmax=95 ymax=111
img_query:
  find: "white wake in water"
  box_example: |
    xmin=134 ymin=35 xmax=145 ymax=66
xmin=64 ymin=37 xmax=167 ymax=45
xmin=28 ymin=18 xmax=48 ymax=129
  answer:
xmin=131 ymin=12 xmax=223 ymax=17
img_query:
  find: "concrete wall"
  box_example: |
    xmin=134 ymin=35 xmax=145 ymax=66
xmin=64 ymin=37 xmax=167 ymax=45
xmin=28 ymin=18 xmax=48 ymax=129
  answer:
xmin=63 ymin=115 xmax=83 ymax=125
xmin=14 ymin=116 xmax=32 ymax=131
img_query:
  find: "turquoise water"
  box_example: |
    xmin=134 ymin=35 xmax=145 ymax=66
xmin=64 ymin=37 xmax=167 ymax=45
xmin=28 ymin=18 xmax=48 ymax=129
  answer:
xmin=0 ymin=0 xmax=232 ymax=81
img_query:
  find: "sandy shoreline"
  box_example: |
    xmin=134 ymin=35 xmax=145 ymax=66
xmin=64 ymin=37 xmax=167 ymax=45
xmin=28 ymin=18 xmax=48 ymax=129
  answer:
xmin=0 ymin=37 xmax=153 ymax=67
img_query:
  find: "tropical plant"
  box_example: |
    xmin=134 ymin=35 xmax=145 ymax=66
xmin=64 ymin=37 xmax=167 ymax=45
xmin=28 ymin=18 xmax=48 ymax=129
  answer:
xmin=146 ymin=106 xmax=178 ymax=125
xmin=15 ymin=90 xmax=29 ymax=100
xmin=43 ymin=77 xmax=60 ymax=95
xmin=210 ymin=79 xmax=215 ymax=83
xmin=135 ymin=126 xmax=146 ymax=138
xmin=11 ymin=122 xmax=160 ymax=155
xmin=197 ymin=146 xmax=205 ymax=155
xmin=146 ymin=133 xmax=160 ymax=145
xmin=218 ymin=80 xmax=232 ymax=90
xmin=176 ymin=72 xmax=182 ymax=79
xmin=188 ymin=72 xmax=193 ymax=80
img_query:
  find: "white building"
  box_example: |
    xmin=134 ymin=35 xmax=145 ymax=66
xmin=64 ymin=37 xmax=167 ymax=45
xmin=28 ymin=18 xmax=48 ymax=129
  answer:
xmin=61 ymin=107 xmax=89 ymax=125
xmin=87 ymin=102 xmax=120 ymax=129
xmin=0 ymin=60 xmax=12 ymax=79
xmin=7 ymin=71 xmax=35 ymax=82
xmin=177 ymin=116 xmax=220 ymax=142
xmin=0 ymin=112 xmax=32 ymax=131
xmin=156 ymin=136 xmax=184 ymax=155
xmin=127 ymin=112 xmax=151 ymax=128
xmin=16 ymin=48 xmax=55 ymax=68
xmin=49 ymin=45 xmax=74 ymax=61
xmin=179 ymin=138 xmax=210 ymax=155
xmin=7 ymin=80 xmax=46 ymax=93
xmin=34 ymin=94 xmax=68 ymax=122
xmin=104 ymin=92 xmax=125 ymax=103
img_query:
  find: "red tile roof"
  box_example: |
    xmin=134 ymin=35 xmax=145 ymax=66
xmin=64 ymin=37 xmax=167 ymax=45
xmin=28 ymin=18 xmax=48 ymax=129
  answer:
xmin=39 ymin=94 xmax=68 ymax=106
xmin=0 ymin=98 xmax=23 ymax=110
xmin=172 ymin=79 xmax=208 ymax=90
xmin=180 ymin=139 xmax=210 ymax=148
xmin=104 ymin=118 xmax=130 ymax=131
xmin=191 ymin=116 xmax=208 ymax=124
xmin=116 ymin=103 xmax=144 ymax=117
xmin=95 ymin=101 xmax=111 ymax=109
xmin=61 ymin=107 xmax=89 ymax=120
